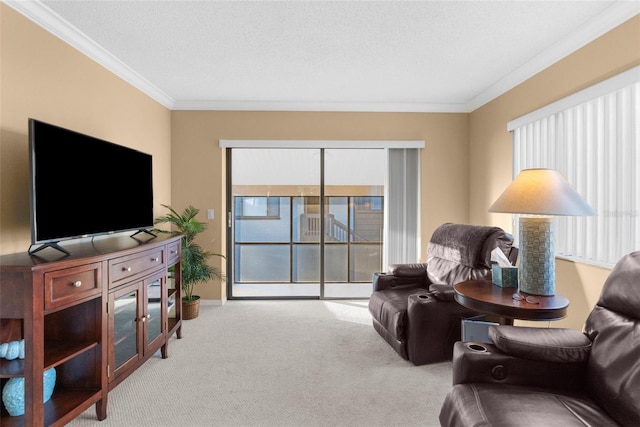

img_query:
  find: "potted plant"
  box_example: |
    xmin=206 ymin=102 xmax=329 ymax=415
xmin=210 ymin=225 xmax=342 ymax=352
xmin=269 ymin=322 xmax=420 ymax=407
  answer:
xmin=154 ymin=205 xmax=225 ymax=319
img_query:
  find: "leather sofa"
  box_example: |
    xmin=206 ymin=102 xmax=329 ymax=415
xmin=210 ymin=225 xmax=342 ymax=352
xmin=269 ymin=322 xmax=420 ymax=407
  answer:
xmin=368 ymin=223 xmax=516 ymax=365
xmin=439 ymin=250 xmax=640 ymax=427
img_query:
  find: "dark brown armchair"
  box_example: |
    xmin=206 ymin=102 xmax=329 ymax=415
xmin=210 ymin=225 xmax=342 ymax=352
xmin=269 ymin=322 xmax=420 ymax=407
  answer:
xmin=439 ymin=250 xmax=640 ymax=427
xmin=368 ymin=223 xmax=516 ymax=365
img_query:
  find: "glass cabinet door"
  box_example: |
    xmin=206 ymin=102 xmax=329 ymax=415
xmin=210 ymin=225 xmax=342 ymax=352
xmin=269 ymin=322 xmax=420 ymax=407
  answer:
xmin=145 ymin=277 xmax=163 ymax=348
xmin=111 ymin=286 xmax=141 ymax=374
xmin=109 ymin=273 xmax=167 ymax=382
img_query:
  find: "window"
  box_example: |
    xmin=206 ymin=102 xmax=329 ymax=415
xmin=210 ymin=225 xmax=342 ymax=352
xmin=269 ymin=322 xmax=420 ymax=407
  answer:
xmin=509 ymin=67 xmax=639 ymax=267
xmin=235 ymin=196 xmax=280 ymax=219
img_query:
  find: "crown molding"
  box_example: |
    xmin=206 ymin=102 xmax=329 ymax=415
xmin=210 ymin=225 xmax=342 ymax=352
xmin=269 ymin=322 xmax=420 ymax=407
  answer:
xmin=5 ymin=0 xmax=638 ymax=113
xmin=4 ymin=0 xmax=175 ymax=109
xmin=465 ymin=1 xmax=640 ymax=112
xmin=170 ymin=99 xmax=470 ymax=113
xmin=507 ymin=65 xmax=640 ymax=131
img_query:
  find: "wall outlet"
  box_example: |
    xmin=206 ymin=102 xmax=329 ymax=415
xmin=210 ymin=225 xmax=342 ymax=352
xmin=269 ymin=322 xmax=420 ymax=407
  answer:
xmin=207 ymin=209 xmax=215 ymax=220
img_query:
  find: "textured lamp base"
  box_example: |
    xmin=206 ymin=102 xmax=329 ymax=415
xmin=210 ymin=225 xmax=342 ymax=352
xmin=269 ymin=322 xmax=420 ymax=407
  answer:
xmin=519 ymin=216 xmax=555 ymax=296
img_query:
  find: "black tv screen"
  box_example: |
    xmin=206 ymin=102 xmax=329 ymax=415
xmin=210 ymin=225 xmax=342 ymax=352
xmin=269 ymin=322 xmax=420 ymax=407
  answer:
xmin=29 ymin=119 xmax=154 ymax=253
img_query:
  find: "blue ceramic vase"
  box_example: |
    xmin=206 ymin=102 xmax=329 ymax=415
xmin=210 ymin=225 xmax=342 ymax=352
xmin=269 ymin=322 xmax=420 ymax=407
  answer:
xmin=2 ymin=368 xmax=56 ymax=416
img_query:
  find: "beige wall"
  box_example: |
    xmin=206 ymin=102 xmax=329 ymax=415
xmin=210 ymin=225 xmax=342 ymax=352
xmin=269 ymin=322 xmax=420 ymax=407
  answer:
xmin=0 ymin=5 xmax=172 ymax=255
xmin=2 ymin=3 xmax=638 ymax=329
xmin=469 ymin=15 xmax=640 ymax=330
xmin=170 ymin=111 xmax=470 ymax=300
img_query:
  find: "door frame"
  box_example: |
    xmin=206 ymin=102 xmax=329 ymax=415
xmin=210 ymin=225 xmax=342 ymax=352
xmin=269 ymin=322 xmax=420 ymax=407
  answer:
xmin=221 ymin=140 xmax=424 ymax=300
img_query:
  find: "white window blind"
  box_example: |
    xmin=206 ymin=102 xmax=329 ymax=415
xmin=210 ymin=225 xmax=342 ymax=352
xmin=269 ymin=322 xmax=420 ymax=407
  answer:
xmin=385 ymin=148 xmax=421 ymax=267
xmin=510 ymin=70 xmax=639 ymax=267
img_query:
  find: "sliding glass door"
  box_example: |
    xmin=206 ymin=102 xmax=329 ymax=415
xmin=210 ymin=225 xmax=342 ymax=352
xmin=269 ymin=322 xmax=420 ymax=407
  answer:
xmin=231 ymin=149 xmax=321 ymax=297
xmin=323 ymin=149 xmax=384 ymax=298
xmin=228 ymin=148 xmax=384 ymax=298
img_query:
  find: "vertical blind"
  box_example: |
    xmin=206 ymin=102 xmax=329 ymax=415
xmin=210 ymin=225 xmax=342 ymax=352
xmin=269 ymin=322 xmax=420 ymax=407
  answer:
xmin=510 ymin=74 xmax=639 ymax=267
xmin=385 ymin=148 xmax=420 ymax=267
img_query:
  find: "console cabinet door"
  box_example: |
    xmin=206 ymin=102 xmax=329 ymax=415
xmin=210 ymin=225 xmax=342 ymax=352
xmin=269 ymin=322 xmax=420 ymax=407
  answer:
xmin=108 ymin=271 xmax=167 ymax=383
xmin=144 ymin=272 xmax=166 ymax=355
xmin=109 ymin=283 xmax=143 ymax=381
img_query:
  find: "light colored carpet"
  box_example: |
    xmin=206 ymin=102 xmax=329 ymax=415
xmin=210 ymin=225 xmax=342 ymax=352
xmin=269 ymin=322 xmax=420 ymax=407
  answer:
xmin=69 ymin=300 xmax=452 ymax=427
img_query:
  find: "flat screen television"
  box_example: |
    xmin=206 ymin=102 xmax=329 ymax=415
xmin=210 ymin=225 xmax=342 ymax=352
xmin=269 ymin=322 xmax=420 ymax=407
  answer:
xmin=28 ymin=118 xmax=155 ymax=255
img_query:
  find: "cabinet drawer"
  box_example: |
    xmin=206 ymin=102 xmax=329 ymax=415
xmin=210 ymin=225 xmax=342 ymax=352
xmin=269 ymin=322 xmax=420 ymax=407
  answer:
xmin=44 ymin=263 xmax=102 ymax=310
xmin=109 ymin=248 xmax=165 ymax=288
xmin=167 ymin=241 xmax=181 ymax=266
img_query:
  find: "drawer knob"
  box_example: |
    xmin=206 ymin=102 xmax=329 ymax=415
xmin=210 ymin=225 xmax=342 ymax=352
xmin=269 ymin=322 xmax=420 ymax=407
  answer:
xmin=152 ymin=257 xmax=159 ymax=262
xmin=123 ymin=267 xmax=132 ymax=272
xmin=73 ymin=281 xmax=82 ymax=288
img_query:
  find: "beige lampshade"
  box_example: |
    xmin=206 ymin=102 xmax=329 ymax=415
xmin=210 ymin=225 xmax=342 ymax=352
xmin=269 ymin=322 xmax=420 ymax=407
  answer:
xmin=489 ymin=168 xmax=595 ymax=216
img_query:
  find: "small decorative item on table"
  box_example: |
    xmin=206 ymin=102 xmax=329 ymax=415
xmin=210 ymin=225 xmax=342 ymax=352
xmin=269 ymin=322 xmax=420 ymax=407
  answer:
xmin=492 ymin=264 xmax=518 ymax=288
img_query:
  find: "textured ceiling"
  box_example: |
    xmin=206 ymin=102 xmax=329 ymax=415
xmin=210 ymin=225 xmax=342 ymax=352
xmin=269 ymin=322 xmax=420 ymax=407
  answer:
xmin=11 ymin=0 xmax=640 ymax=111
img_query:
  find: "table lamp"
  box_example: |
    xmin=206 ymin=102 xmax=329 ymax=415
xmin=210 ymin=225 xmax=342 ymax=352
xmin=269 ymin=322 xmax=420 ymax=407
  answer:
xmin=489 ymin=168 xmax=595 ymax=296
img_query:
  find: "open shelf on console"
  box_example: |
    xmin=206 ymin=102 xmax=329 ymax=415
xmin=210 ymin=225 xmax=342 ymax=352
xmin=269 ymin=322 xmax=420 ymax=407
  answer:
xmin=44 ymin=340 xmax=99 ymax=370
xmin=0 ymin=388 xmax=102 ymax=427
xmin=0 ymin=359 xmax=25 ymax=378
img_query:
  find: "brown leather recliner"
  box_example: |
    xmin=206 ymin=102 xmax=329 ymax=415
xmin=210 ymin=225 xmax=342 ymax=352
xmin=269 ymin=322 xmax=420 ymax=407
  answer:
xmin=368 ymin=223 xmax=516 ymax=366
xmin=439 ymin=250 xmax=640 ymax=427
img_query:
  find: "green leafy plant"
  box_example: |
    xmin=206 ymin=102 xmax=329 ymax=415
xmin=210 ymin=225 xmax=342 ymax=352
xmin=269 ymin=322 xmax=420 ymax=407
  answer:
xmin=154 ymin=205 xmax=225 ymax=302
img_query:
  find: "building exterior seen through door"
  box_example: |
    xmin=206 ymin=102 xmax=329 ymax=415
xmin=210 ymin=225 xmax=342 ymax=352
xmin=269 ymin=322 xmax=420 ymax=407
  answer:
xmin=229 ymin=148 xmax=385 ymax=298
